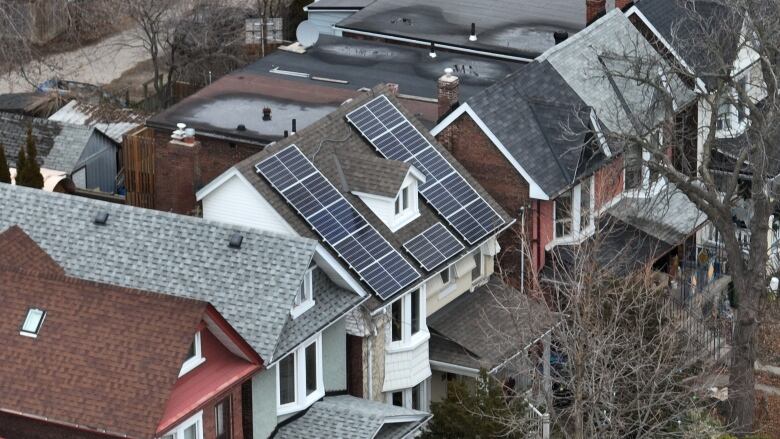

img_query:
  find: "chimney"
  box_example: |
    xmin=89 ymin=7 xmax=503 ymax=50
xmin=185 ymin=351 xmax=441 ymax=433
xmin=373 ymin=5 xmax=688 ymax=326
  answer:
xmin=437 ymin=68 xmax=460 ymax=120
xmin=586 ymin=0 xmax=606 ymax=25
xmin=386 ymin=83 xmax=400 ymax=96
xmin=615 ymin=0 xmax=632 ymax=10
xmin=554 ymin=31 xmax=569 ymax=45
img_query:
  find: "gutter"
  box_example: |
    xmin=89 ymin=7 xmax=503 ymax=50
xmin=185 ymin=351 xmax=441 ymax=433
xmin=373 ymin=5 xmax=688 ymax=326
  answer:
xmin=0 ymin=408 xmax=131 ymax=439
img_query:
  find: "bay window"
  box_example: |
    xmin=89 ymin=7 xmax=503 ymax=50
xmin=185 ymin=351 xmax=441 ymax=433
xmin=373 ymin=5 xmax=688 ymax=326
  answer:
xmin=276 ymin=335 xmax=323 ymax=415
xmin=554 ymin=177 xmax=595 ymax=240
xmin=387 ymin=382 xmax=427 ymax=410
xmin=388 ymin=289 xmax=425 ymax=346
xmin=162 ymin=412 xmax=203 ymax=439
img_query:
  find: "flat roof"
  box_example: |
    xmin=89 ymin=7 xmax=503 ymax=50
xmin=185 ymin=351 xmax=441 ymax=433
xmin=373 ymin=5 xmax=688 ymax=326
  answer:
xmin=305 ymin=0 xmax=374 ymax=10
xmin=335 ymin=0 xmax=586 ymax=59
xmin=149 ymin=35 xmax=520 ymax=143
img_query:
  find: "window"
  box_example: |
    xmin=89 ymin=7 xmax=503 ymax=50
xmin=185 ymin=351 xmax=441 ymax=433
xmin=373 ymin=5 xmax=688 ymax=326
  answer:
xmin=276 ymin=336 xmax=323 ymax=415
xmin=388 ymin=289 xmax=426 ymax=346
xmin=440 ymin=266 xmax=451 ymax=285
xmin=215 ymin=398 xmax=231 ymax=439
xmin=411 ymin=383 xmax=422 ymax=410
xmin=580 ymin=178 xmax=592 ymax=230
xmin=716 ymin=98 xmax=732 ymax=131
xmin=162 ymin=411 xmax=203 ymax=439
xmin=291 ymin=268 xmax=314 ymax=318
xmin=395 ymin=186 xmax=410 ymax=215
xmin=410 ymin=289 xmax=420 ymax=335
xmin=471 ymin=251 xmax=484 ymax=281
xmin=392 ymin=299 xmax=403 ymax=342
xmin=392 ymin=391 xmax=403 ymax=407
xmin=387 ymin=382 xmax=428 ymax=411
xmin=179 ymin=332 xmax=204 ymax=377
xmin=554 ymin=190 xmax=572 ymax=238
xmin=278 ymin=354 xmax=296 ymax=405
xmin=20 ymin=308 xmax=45 ymax=337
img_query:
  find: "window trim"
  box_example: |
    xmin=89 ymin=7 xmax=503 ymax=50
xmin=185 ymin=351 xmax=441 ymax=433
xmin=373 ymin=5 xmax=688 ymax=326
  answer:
xmin=179 ymin=332 xmax=205 ymax=377
xmin=391 ymin=180 xmax=420 ymax=232
xmin=161 ymin=410 xmax=203 ymax=439
xmin=471 ymin=250 xmax=485 ymax=284
xmin=291 ymin=267 xmax=315 ymax=319
xmin=386 ymin=382 xmax=428 ymax=411
xmin=553 ymin=177 xmax=596 ymax=243
xmin=275 ymin=334 xmax=324 ymax=416
xmin=387 ymin=288 xmax=427 ymax=349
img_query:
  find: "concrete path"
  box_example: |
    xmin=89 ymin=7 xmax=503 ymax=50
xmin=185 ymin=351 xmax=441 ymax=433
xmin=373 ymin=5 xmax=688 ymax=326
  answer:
xmin=0 ymin=29 xmax=149 ymax=94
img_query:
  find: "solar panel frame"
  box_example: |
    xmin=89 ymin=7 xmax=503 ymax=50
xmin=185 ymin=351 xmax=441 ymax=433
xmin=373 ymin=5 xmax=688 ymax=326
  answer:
xmin=346 ymin=95 xmax=505 ymax=245
xmin=256 ymin=145 xmax=420 ymax=299
xmin=403 ymin=223 xmax=466 ymax=272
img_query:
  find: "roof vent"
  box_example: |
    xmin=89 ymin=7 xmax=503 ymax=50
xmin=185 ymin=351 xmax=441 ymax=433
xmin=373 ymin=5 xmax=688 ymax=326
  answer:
xmin=94 ymin=211 xmax=109 ymax=225
xmin=20 ymin=308 xmax=46 ymax=338
xmin=237 ymin=124 xmax=247 ymax=131
xmin=291 ymin=118 xmax=297 ymax=135
xmin=469 ymin=23 xmax=477 ymax=42
xmin=229 ymin=233 xmax=244 ymax=249
xmin=263 ymin=107 xmax=272 ymax=121
xmin=429 ymin=42 xmax=437 ymax=59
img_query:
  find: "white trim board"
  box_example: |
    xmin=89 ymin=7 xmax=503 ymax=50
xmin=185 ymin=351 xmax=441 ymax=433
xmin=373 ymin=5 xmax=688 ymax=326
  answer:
xmin=432 ymin=103 xmax=549 ymax=200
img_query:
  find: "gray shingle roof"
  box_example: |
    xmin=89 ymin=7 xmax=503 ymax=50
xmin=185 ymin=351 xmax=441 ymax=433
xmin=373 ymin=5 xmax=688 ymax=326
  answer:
xmin=336 ymin=0 xmax=585 ymax=59
xmin=338 ymin=151 xmax=410 ymax=198
xmin=428 ymin=275 xmax=552 ymax=370
xmin=466 ymin=60 xmax=610 ymax=198
xmin=273 ymin=267 xmax=366 ymax=360
xmin=272 ymin=395 xmax=429 ymax=439
xmin=0 ymin=183 xmax=323 ymax=362
xmin=234 ymin=86 xmax=512 ymax=305
xmin=0 ymin=111 xmax=95 ymax=172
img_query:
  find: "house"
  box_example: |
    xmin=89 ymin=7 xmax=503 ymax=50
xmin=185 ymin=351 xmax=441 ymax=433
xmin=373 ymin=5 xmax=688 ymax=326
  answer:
xmin=0 ymin=183 xmax=428 ymax=438
xmin=0 ymin=112 xmax=120 ymax=193
xmin=49 ymin=100 xmax=146 ymax=144
xmin=197 ymin=86 xmax=552 ymax=412
xmin=331 ymin=0 xmax=586 ymax=61
xmin=432 ymin=9 xmax=707 ymax=288
xmin=128 ymin=34 xmax=519 ymax=215
xmin=0 ymin=226 xmax=261 ymax=439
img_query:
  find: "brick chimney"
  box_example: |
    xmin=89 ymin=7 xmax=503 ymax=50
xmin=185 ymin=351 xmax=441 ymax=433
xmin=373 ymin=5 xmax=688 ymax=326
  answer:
xmin=615 ymin=0 xmax=632 ymax=10
xmin=586 ymin=0 xmax=606 ymax=25
xmin=437 ymin=68 xmax=460 ymax=120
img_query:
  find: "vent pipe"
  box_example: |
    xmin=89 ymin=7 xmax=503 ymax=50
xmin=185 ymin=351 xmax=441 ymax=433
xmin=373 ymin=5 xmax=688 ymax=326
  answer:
xmin=291 ymin=119 xmax=297 ymax=135
xmin=469 ymin=23 xmax=477 ymax=41
xmin=429 ymin=42 xmax=437 ymax=59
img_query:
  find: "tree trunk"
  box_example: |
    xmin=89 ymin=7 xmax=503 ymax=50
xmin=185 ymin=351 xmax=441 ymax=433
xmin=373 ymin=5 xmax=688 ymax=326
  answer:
xmin=728 ymin=275 xmax=759 ymax=435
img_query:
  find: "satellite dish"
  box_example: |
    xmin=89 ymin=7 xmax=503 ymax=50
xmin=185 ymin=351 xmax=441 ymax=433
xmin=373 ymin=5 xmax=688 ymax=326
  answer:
xmin=296 ymin=21 xmax=319 ymax=48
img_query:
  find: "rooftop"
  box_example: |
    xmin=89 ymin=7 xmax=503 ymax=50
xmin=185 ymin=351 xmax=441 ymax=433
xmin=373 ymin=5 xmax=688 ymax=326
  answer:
xmin=0 ymin=183 xmax=359 ymax=363
xmin=0 ymin=226 xmax=208 ymax=439
xmin=149 ymin=35 xmax=521 ymax=144
xmin=49 ymin=100 xmax=146 ymax=143
xmin=335 ymin=0 xmax=586 ymax=60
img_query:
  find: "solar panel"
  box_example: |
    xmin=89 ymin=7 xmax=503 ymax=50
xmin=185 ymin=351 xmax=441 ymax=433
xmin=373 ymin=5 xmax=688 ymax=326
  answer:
xmin=256 ymin=145 xmax=420 ymax=299
xmin=404 ymin=224 xmax=465 ymax=272
xmin=347 ymin=95 xmax=505 ymax=244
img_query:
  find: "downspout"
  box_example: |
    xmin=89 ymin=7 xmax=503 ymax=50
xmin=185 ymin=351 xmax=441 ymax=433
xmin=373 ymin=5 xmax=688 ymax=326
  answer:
xmin=519 ymin=206 xmax=526 ymax=294
xmin=536 ymin=200 xmax=542 ymax=272
xmin=367 ymin=328 xmax=374 ymax=400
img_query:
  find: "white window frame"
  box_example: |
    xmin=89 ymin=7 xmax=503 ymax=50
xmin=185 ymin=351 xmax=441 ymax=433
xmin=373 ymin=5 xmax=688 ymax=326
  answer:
xmin=275 ymin=334 xmax=324 ymax=416
xmin=161 ymin=410 xmax=203 ymax=439
xmin=392 ymin=180 xmax=419 ymax=231
xmin=386 ymin=381 xmax=428 ymax=410
xmin=716 ymin=70 xmax=752 ymax=138
xmin=291 ymin=267 xmax=315 ymax=319
xmin=20 ymin=308 xmax=46 ymax=338
xmin=471 ymin=250 xmax=485 ymax=284
xmin=552 ymin=177 xmax=596 ymax=244
xmin=179 ymin=332 xmax=205 ymax=377
xmin=387 ymin=288 xmax=427 ymax=350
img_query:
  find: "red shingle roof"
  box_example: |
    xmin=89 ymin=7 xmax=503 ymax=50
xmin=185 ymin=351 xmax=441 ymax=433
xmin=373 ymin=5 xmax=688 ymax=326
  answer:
xmin=0 ymin=227 xmax=209 ymax=439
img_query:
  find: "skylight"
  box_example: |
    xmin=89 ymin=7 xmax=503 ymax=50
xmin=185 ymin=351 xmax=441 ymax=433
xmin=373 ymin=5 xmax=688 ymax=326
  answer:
xmin=20 ymin=308 xmax=46 ymax=337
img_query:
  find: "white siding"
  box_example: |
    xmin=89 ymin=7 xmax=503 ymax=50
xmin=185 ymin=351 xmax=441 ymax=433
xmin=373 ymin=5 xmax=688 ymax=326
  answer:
xmin=201 ymin=173 xmax=295 ymax=235
xmin=382 ymin=337 xmax=431 ymax=392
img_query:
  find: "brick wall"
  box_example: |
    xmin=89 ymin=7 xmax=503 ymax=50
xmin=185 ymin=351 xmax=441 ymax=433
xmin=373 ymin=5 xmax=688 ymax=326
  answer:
xmin=200 ymin=383 xmax=246 ymax=439
xmin=436 ymin=113 xmax=531 ymax=288
xmin=595 ymin=155 xmax=624 ymax=210
xmin=136 ymin=129 xmax=262 ymax=215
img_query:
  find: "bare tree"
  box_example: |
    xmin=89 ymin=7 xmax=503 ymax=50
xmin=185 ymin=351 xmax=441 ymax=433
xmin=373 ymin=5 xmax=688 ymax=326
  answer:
xmin=585 ymin=1 xmax=780 ymax=433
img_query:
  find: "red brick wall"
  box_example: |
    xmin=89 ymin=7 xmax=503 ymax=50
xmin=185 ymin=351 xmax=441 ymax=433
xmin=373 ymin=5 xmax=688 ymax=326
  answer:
xmin=201 ymin=384 xmax=245 ymax=439
xmin=437 ymin=114 xmax=531 ymax=287
xmin=595 ymin=155 xmax=624 ymax=210
xmin=532 ymin=200 xmax=555 ymax=272
xmin=139 ymin=129 xmax=261 ymax=215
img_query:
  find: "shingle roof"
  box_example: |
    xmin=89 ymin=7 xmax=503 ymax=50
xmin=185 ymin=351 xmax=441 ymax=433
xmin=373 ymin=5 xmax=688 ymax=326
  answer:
xmin=272 ymin=395 xmax=429 ymax=439
xmin=0 ymin=183 xmax=324 ymax=362
xmin=338 ymin=151 xmax=410 ymax=198
xmin=233 ymin=86 xmax=512 ymax=304
xmin=0 ymin=228 xmax=207 ymax=439
xmin=466 ymin=60 xmax=610 ymax=198
xmin=428 ymin=275 xmax=552 ymax=371
xmin=0 ymin=111 xmax=95 ymax=172
xmin=336 ymin=0 xmax=586 ymax=59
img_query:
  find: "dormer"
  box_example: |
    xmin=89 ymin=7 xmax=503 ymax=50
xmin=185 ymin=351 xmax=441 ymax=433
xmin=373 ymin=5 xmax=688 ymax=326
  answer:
xmin=337 ymin=153 xmax=426 ymax=232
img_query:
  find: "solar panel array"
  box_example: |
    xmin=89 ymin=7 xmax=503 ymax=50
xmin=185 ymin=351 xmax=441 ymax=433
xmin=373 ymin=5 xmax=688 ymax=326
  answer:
xmin=404 ymin=223 xmax=465 ymax=272
xmin=346 ymin=95 xmax=504 ymax=244
xmin=256 ymin=145 xmax=419 ymax=299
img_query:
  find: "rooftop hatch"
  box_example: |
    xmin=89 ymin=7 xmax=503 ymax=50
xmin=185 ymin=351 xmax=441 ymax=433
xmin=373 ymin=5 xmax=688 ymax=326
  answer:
xmin=20 ymin=308 xmax=46 ymax=337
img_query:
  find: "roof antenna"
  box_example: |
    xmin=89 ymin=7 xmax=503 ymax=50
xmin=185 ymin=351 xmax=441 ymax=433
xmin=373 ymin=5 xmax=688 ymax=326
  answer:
xmin=429 ymin=42 xmax=437 ymax=59
xmin=469 ymin=23 xmax=477 ymax=41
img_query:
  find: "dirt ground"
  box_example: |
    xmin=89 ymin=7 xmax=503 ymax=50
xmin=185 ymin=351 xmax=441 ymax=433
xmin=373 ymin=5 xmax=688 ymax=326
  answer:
xmin=104 ymin=59 xmax=158 ymax=104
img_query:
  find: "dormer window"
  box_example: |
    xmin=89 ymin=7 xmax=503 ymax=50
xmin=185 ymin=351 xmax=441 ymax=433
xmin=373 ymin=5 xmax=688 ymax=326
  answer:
xmin=391 ymin=179 xmax=420 ymax=231
xmin=291 ymin=268 xmax=315 ymax=318
xmin=20 ymin=308 xmax=45 ymax=338
xmin=395 ymin=186 xmax=410 ymax=215
xmin=179 ymin=332 xmax=205 ymax=377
